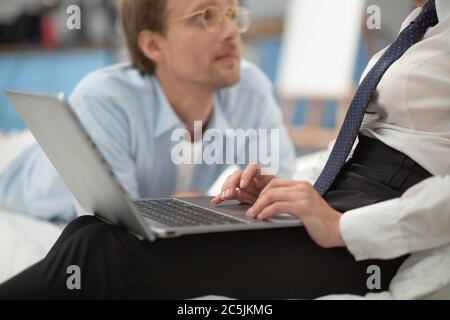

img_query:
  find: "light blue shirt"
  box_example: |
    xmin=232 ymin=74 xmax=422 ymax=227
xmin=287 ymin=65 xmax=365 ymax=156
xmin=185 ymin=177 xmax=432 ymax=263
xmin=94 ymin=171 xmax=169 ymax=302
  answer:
xmin=0 ymin=61 xmax=296 ymax=222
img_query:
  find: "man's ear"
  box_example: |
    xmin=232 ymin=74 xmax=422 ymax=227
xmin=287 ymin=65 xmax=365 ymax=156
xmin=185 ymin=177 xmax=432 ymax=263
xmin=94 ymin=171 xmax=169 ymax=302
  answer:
xmin=138 ymin=30 xmax=164 ymax=64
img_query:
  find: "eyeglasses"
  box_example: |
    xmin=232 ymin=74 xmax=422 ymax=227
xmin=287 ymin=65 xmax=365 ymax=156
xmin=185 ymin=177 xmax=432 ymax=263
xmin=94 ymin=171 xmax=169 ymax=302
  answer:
xmin=170 ymin=6 xmax=251 ymax=34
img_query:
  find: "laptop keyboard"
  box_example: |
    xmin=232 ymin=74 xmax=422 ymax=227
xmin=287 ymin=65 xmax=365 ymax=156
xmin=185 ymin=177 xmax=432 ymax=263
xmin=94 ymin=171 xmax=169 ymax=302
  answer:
xmin=134 ymin=199 xmax=242 ymax=227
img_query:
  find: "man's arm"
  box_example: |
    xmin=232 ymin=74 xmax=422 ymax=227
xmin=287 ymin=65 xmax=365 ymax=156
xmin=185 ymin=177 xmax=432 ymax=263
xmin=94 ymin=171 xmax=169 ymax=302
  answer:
xmin=0 ymin=144 xmax=77 ymax=221
xmin=238 ymin=63 xmax=297 ymax=179
xmin=253 ymin=94 xmax=297 ymax=179
xmin=341 ymin=175 xmax=450 ymax=261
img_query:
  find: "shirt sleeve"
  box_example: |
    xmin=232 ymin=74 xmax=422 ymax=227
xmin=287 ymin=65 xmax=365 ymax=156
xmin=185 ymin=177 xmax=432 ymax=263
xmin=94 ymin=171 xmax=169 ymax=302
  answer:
xmin=254 ymin=92 xmax=297 ymax=179
xmin=0 ymin=143 xmax=77 ymax=222
xmin=340 ymin=175 xmax=450 ymax=261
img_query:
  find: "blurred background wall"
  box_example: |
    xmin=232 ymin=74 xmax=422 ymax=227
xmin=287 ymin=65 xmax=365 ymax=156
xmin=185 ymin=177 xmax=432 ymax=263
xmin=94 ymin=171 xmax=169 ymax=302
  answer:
xmin=0 ymin=0 xmax=414 ymax=154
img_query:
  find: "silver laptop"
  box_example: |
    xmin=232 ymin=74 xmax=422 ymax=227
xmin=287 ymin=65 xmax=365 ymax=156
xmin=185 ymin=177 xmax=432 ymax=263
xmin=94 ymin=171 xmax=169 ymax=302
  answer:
xmin=6 ymin=90 xmax=301 ymax=241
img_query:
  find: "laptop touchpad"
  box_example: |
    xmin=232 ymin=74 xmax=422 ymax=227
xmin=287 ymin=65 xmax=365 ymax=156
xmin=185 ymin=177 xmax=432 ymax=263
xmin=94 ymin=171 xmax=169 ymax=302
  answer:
xmin=178 ymin=196 xmax=299 ymax=224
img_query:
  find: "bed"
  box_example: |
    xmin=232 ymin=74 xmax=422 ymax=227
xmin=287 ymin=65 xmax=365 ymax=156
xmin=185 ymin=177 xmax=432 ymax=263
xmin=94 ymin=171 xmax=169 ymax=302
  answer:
xmin=1 ymin=131 xmax=449 ymax=299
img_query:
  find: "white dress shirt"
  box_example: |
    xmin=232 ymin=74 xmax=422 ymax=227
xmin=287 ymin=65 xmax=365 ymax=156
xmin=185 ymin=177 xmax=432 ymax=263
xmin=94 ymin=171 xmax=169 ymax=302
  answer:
xmin=298 ymin=0 xmax=450 ymax=261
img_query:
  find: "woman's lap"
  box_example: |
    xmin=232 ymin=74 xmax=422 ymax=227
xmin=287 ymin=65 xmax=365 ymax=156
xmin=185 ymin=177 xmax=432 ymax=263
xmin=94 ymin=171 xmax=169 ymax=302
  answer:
xmin=0 ymin=215 xmax=406 ymax=299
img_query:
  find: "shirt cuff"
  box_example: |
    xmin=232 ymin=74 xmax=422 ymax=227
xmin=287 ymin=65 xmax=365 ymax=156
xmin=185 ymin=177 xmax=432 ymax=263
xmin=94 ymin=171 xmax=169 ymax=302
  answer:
xmin=340 ymin=198 xmax=408 ymax=261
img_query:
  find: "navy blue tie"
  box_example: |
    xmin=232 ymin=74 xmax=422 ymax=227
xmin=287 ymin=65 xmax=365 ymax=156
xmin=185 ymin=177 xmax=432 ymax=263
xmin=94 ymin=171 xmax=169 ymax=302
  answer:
xmin=314 ymin=0 xmax=439 ymax=196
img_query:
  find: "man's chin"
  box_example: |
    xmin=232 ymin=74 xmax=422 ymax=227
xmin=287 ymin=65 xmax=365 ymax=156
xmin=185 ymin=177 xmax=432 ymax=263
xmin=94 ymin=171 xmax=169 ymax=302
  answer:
xmin=222 ymin=75 xmax=240 ymax=88
xmin=209 ymin=59 xmax=241 ymax=87
xmin=213 ymin=71 xmax=241 ymax=89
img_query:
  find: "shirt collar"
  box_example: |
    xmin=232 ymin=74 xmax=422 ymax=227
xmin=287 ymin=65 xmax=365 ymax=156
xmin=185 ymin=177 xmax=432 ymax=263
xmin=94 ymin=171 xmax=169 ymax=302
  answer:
xmin=151 ymin=77 xmax=233 ymax=138
xmin=400 ymin=0 xmax=449 ymax=35
xmin=436 ymin=0 xmax=450 ymax=23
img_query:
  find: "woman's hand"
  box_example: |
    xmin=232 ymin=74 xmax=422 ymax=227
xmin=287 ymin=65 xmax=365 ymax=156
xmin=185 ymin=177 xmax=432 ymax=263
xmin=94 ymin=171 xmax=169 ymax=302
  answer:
xmin=211 ymin=163 xmax=274 ymax=206
xmin=247 ymin=179 xmax=345 ymax=248
xmin=211 ymin=164 xmax=345 ymax=249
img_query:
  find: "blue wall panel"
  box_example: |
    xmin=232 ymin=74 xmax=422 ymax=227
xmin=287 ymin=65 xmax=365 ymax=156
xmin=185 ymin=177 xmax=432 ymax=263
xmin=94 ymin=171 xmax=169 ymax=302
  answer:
xmin=0 ymin=49 xmax=116 ymax=133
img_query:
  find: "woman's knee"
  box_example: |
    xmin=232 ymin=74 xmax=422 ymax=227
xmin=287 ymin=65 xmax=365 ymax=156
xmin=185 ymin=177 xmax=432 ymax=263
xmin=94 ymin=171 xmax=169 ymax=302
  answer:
xmin=47 ymin=216 xmax=121 ymax=262
xmin=66 ymin=217 xmax=120 ymax=244
xmin=49 ymin=215 xmax=103 ymax=249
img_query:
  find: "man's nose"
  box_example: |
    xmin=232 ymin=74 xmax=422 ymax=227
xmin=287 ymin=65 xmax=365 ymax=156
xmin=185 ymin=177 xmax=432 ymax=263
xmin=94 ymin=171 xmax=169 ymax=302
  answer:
xmin=221 ymin=16 xmax=240 ymax=41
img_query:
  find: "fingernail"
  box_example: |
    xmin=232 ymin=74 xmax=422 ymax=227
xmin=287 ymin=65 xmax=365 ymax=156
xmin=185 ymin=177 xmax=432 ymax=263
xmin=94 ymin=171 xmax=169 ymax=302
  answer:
xmin=247 ymin=208 xmax=255 ymax=217
xmin=240 ymin=179 xmax=246 ymax=188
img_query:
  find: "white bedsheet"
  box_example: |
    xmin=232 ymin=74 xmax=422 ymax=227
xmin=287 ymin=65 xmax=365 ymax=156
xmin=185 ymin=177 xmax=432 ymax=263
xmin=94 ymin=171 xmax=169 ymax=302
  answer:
xmin=1 ymin=131 xmax=449 ymax=299
xmin=0 ymin=131 xmax=64 ymax=284
xmin=0 ymin=209 xmax=64 ymax=284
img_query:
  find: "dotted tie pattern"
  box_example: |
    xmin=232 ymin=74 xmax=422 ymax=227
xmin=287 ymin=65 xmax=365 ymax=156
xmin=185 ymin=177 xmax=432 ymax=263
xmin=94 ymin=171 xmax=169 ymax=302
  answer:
xmin=314 ymin=0 xmax=439 ymax=196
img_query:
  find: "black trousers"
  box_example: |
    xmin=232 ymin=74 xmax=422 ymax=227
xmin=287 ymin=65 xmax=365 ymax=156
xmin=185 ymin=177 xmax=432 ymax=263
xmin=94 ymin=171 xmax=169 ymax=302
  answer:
xmin=0 ymin=136 xmax=431 ymax=299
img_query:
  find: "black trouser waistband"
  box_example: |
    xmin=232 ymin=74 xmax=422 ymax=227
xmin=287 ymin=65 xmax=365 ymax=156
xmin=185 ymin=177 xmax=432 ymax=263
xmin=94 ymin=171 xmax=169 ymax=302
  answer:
xmin=346 ymin=134 xmax=432 ymax=192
